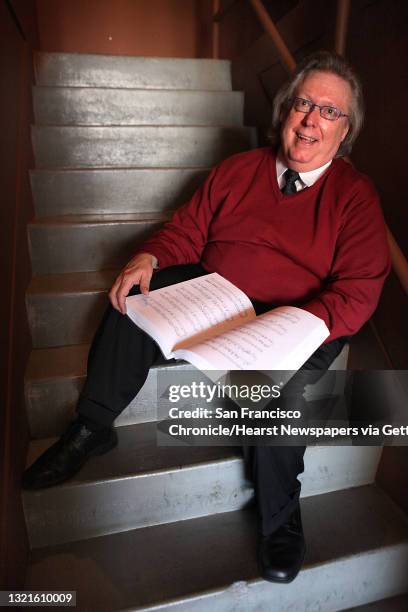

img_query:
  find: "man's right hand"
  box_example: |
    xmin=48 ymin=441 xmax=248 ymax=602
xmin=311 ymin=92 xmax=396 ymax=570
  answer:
xmin=109 ymin=252 xmax=155 ymax=314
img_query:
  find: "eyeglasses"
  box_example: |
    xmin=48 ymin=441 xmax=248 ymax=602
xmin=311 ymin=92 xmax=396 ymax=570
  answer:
xmin=291 ymin=96 xmax=349 ymax=121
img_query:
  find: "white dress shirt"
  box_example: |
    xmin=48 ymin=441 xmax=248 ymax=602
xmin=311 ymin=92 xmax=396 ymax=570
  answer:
xmin=276 ymin=155 xmax=332 ymax=191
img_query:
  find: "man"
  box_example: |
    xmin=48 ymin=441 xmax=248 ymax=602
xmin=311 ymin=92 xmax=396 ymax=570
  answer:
xmin=22 ymin=51 xmax=390 ymax=583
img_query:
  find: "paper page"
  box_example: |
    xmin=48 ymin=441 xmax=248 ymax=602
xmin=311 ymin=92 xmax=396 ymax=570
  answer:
xmin=175 ymin=306 xmax=329 ymax=370
xmin=125 ymin=273 xmax=255 ymax=358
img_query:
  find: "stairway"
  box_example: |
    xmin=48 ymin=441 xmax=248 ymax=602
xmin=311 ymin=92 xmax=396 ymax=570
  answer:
xmin=23 ymin=52 xmax=408 ymax=611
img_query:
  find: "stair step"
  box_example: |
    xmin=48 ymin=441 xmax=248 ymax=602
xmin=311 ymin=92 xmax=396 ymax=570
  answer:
xmin=25 ymin=347 xmax=190 ymax=438
xmin=30 ymin=167 xmax=209 ymax=218
xmin=23 ymin=421 xmax=382 ymax=548
xmin=29 ymin=213 xmax=168 ymax=274
xmin=25 ymin=337 xmax=349 ymax=438
xmin=33 ymin=87 xmax=244 ymax=126
xmin=25 ymin=344 xmax=88 ymax=437
xmin=23 ymin=423 xmax=243 ymax=548
xmin=25 ymin=48 xmax=407 ymax=612
xmin=35 ymin=52 xmax=233 ymax=90
xmin=25 ymin=266 xmax=350 ymax=351
xmin=24 ymin=486 xmax=408 ymax=610
xmin=27 ymin=270 xmax=116 ymax=348
xmin=31 ymin=125 xmax=257 ymax=169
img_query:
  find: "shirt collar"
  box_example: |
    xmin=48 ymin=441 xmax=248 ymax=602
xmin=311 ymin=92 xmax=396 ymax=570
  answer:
xmin=276 ymin=155 xmax=332 ymax=188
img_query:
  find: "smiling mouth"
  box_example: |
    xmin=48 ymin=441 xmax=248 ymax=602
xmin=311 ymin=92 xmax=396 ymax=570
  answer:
xmin=296 ymin=132 xmax=318 ymax=143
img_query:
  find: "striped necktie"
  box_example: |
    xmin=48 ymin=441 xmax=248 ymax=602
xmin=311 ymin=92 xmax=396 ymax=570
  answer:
xmin=281 ymin=169 xmax=300 ymax=195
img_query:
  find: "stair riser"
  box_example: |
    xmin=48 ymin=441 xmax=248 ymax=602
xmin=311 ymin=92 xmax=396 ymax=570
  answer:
xmin=27 ymin=291 xmax=108 ymax=348
xmin=23 ymin=460 xmax=248 ymax=548
xmin=26 ymin=362 xmax=191 ymax=439
xmin=142 ymin=546 xmax=408 ymax=611
xmin=33 ymin=88 xmax=244 ymax=126
xmin=35 ymin=53 xmax=233 ymax=90
xmin=29 ymin=220 xmax=163 ymax=275
xmin=31 ymin=126 xmax=257 ymax=168
xmin=26 ymin=347 xmax=349 ymax=437
xmin=30 ymin=168 xmax=209 ymax=218
xmin=26 ymin=377 xmax=82 ymax=437
xmin=23 ymin=446 xmax=381 ymax=548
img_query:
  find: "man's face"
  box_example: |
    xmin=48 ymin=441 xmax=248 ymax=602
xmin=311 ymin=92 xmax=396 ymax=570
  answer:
xmin=280 ymin=70 xmax=352 ymax=172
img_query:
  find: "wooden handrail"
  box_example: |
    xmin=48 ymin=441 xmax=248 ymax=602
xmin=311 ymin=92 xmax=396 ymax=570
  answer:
xmin=212 ymin=0 xmax=220 ymax=59
xmin=4 ymin=0 xmax=26 ymax=40
xmin=386 ymin=227 xmax=408 ymax=294
xmin=248 ymin=0 xmax=296 ymax=73
xmin=246 ymin=0 xmax=408 ymax=294
xmin=335 ymin=0 xmax=351 ymax=57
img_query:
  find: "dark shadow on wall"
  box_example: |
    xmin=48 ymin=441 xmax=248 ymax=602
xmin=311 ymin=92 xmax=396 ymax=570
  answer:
xmin=0 ymin=0 xmax=38 ymax=589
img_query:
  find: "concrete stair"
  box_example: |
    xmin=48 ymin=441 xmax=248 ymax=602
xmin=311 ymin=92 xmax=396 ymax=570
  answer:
xmin=25 ymin=347 xmax=191 ymax=438
xmin=23 ymin=423 xmax=383 ymax=548
xmin=29 ymin=213 xmax=169 ymax=274
xmin=27 ymin=270 xmax=116 ymax=347
xmin=23 ymin=51 xmax=408 ymax=611
xmin=33 ymin=87 xmax=244 ymax=126
xmin=31 ymin=125 xmax=256 ymax=168
xmin=24 ymin=345 xmax=349 ymax=440
xmin=30 ymin=168 xmax=209 ymax=217
xmin=24 ymin=486 xmax=408 ymax=611
xmin=34 ymin=53 xmax=234 ymax=90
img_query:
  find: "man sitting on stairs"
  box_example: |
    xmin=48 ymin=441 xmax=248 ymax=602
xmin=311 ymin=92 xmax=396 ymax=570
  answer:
xmin=22 ymin=51 xmax=390 ymax=584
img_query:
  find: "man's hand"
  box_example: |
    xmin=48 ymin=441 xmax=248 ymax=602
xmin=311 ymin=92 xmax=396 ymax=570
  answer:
xmin=109 ymin=252 xmax=155 ymax=314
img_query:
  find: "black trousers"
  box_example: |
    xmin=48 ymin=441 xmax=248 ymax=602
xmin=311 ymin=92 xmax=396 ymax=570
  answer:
xmin=76 ymin=264 xmax=347 ymax=536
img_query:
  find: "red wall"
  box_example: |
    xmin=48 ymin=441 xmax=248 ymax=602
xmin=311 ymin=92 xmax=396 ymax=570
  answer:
xmin=0 ymin=0 xmax=37 ymax=588
xmin=36 ymin=0 xmax=211 ymax=57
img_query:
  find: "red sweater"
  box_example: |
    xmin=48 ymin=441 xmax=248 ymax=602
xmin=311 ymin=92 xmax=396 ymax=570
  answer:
xmin=137 ymin=148 xmax=390 ymax=342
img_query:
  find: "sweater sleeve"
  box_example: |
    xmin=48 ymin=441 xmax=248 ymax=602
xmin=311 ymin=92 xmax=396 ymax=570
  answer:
xmin=300 ymin=179 xmax=391 ymax=342
xmin=133 ymin=165 xmax=222 ymax=269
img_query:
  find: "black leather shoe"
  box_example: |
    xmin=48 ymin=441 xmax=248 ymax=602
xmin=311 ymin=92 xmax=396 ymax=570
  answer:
xmin=22 ymin=420 xmax=118 ymax=490
xmin=258 ymin=504 xmax=306 ymax=583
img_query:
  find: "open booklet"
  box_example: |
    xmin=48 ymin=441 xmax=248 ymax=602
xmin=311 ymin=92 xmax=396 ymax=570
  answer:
xmin=125 ymin=272 xmax=329 ymax=371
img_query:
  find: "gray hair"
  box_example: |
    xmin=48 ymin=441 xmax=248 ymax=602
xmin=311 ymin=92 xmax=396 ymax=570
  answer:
xmin=270 ymin=50 xmax=364 ymax=157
